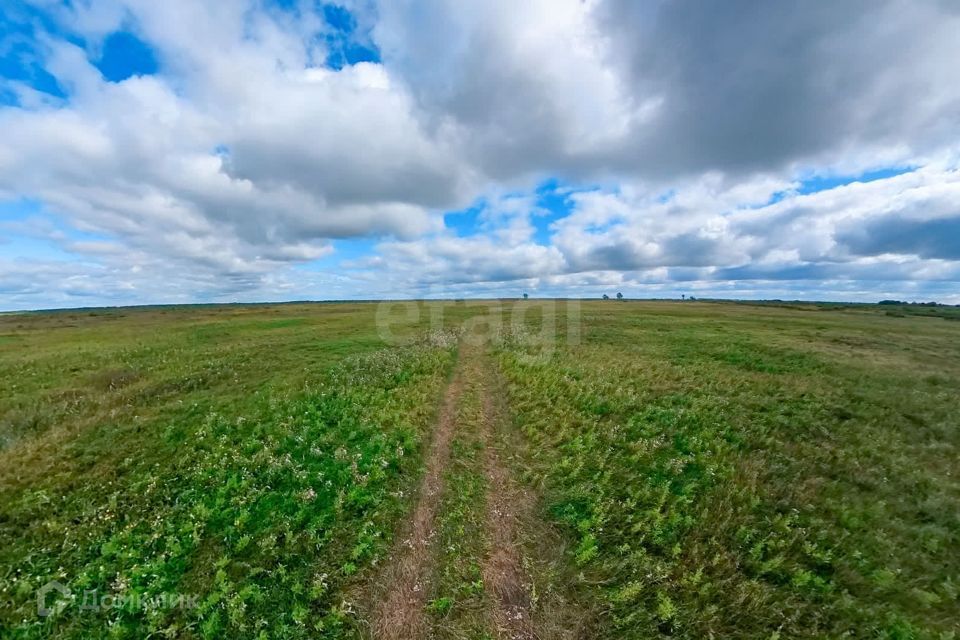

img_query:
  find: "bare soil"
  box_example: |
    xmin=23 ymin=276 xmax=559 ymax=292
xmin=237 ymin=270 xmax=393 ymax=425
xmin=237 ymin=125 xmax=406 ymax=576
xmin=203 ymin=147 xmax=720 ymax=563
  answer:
xmin=374 ymin=345 xmax=581 ymax=639
xmin=478 ymin=360 xmax=537 ymax=640
xmin=372 ymin=350 xmax=464 ymax=639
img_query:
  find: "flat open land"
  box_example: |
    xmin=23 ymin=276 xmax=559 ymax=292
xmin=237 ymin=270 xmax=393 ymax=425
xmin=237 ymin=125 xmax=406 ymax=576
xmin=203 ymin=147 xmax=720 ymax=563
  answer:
xmin=1 ymin=301 xmax=958 ymax=639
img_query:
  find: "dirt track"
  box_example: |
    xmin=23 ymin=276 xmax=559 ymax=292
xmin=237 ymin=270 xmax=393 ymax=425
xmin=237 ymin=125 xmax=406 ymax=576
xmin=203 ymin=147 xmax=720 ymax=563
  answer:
xmin=373 ymin=349 xmax=464 ymax=639
xmin=373 ymin=344 xmax=537 ymax=639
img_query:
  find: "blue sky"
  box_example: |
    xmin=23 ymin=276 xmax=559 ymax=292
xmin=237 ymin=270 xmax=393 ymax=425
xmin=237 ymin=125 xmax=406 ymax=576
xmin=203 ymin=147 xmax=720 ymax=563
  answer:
xmin=1 ymin=0 xmax=959 ymax=310
xmin=94 ymin=30 xmax=157 ymax=81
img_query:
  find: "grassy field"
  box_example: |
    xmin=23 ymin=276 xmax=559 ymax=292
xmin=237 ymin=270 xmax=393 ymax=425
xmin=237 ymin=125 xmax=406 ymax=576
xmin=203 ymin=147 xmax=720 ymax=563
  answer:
xmin=497 ymin=301 xmax=960 ymax=639
xmin=0 ymin=303 xmax=465 ymax=638
xmin=1 ymin=300 xmax=957 ymax=638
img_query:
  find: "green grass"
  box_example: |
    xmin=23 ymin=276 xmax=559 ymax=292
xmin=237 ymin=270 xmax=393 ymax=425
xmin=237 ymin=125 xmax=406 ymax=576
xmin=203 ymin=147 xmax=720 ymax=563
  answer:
xmin=3 ymin=300 xmax=958 ymax=639
xmin=496 ymin=301 xmax=960 ymax=639
xmin=0 ymin=303 xmax=458 ymax=638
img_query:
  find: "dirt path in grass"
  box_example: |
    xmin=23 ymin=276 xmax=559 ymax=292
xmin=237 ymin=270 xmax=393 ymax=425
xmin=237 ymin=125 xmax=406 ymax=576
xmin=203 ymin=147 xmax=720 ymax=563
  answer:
xmin=374 ymin=344 xmax=554 ymax=640
xmin=476 ymin=355 xmax=537 ymax=640
xmin=373 ymin=348 xmax=465 ymax=640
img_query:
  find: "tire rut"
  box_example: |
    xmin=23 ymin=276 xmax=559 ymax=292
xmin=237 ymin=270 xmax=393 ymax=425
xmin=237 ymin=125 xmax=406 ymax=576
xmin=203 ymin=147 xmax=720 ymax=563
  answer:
xmin=477 ymin=354 xmax=537 ymax=640
xmin=373 ymin=347 xmax=464 ymax=640
xmin=373 ymin=345 xmax=545 ymax=640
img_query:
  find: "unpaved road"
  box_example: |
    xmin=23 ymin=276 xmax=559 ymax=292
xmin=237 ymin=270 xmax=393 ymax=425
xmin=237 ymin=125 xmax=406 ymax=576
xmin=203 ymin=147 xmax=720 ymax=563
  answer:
xmin=479 ymin=356 xmax=537 ymax=640
xmin=373 ymin=350 xmax=465 ymax=639
xmin=372 ymin=344 xmax=540 ymax=640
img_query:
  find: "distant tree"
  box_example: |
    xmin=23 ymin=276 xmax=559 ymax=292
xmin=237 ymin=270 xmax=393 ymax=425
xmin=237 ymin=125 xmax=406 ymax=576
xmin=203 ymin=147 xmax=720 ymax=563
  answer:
xmin=616 ymin=292 xmax=623 ymax=301
xmin=523 ymin=292 xmax=529 ymax=300
xmin=689 ymin=296 xmax=697 ymax=301
xmin=602 ymin=294 xmax=610 ymax=300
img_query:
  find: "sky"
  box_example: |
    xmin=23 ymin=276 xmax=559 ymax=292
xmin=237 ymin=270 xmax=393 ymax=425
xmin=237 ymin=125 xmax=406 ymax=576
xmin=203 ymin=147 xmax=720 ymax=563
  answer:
xmin=1 ymin=0 xmax=959 ymax=310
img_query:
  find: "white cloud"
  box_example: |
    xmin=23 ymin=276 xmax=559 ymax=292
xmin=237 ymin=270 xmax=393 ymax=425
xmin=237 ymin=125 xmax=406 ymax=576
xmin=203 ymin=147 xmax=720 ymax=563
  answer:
xmin=373 ymin=165 xmax=960 ymax=296
xmin=2 ymin=0 xmax=960 ymax=308
xmin=0 ymin=3 xmax=473 ymax=294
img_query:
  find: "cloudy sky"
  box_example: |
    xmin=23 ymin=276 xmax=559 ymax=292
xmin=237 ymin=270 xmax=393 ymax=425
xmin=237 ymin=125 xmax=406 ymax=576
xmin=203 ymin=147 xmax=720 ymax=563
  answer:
xmin=1 ymin=0 xmax=959 ymax=310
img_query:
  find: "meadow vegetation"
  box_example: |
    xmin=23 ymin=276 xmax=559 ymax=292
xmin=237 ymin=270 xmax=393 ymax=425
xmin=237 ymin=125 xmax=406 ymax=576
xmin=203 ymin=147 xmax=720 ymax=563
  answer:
xmin=0 ymin=304 xmax=458 ymax=638
xmin=1 ymin=300 xmax=957 ymax=639
xmin=496 ymin=301 xmax=960 ymax=639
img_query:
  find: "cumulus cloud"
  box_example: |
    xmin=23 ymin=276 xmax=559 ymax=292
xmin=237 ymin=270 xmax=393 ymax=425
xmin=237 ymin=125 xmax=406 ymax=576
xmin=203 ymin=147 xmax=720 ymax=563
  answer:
xmin=1 ymin=0 xmax=960 ymax=308
xmin=375 ymin=0 xmax=960 ymax=181
xmin=595 ymin=0 xmax=960 ymax=177
xmin=1 ymin=1 xmax=468 ymax=277
xmin=375 ymin=165 xmax=960 ymax=296
xmin=373 ymin=0 xmax=639 ymax=181
xmin=366 ymin=193 xmax=566 ymax=289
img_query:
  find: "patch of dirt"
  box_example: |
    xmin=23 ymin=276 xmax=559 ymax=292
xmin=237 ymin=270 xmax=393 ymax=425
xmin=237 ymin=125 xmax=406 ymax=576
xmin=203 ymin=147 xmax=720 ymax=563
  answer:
xmin=478 ymin=358 xmax=537 ymax=640
xmin=477 ymin=352 xmax=595 ymax=640
xmin=373 ymin=349 xmax=464 ymax=640
xmin=373 ymin=345 xmax=588 ymax=639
